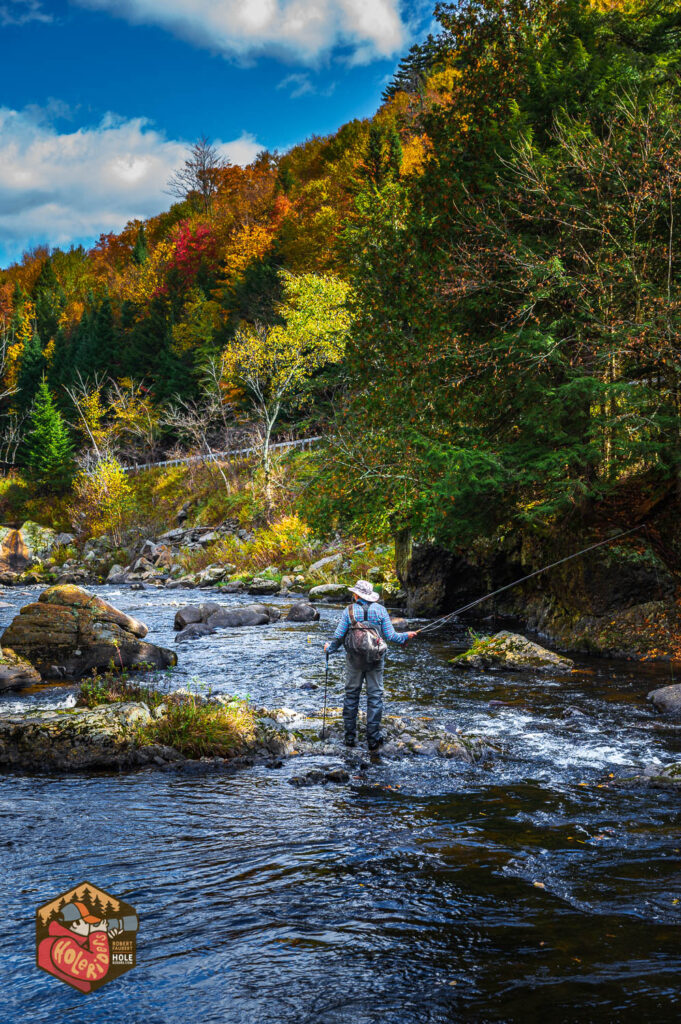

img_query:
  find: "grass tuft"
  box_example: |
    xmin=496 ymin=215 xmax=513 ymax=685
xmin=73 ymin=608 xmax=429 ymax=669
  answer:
xmin=78 ymin=669 xmax=256 ymax=759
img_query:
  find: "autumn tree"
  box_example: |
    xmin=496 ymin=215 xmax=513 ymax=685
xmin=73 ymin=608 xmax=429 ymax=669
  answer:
xmin=221 ymin=272 xmax=351 ymax=509
xmin=71 ymin=456 xmax=134 ymax=545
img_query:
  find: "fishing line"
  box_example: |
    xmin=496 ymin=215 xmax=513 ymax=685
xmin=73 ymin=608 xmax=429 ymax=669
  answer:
xmin=415 ymin=523 xmax=645 ymax=636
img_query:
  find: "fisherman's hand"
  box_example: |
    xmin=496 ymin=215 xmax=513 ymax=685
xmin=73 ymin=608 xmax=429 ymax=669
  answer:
xmin=407 ymin=632 xmax=418 ymax=641
xmin=324 ymin=643 xmax=330 ymax=653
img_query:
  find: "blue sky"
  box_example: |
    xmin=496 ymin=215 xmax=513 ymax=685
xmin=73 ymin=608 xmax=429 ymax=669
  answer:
xmin=0 ymin=0 xmax=435 ymax=268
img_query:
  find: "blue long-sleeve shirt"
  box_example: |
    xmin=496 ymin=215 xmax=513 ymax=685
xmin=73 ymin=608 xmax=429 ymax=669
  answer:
xmin=326 ymin=599 xmax=409 ymax=655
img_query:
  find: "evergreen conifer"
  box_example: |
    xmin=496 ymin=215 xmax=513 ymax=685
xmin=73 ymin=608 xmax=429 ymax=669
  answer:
xmin=24 ymin=378 xmax=74 ymax=491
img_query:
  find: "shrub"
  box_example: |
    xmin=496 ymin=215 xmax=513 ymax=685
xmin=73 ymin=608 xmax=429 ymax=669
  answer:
xmin=178 ymin=514 xmax=313 ymax=575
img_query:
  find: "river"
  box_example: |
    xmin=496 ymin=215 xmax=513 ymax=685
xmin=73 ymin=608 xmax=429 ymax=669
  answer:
xmin=1 ymin=585 xmax=679 ymax=1022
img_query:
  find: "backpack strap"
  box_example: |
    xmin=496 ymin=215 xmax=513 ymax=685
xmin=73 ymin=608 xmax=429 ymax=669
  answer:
xmin=348 ymin=604 xmax=357 ymax=625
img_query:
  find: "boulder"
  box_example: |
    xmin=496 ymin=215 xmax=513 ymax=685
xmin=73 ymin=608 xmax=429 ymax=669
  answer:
xmin=198 ymin=531 xmax=220 ymax=545
xmin=0 ymin=521 xmax=59 ymax=572
xmin=0 ymin=584 xmax=177 ymax=678
xmin=174 ymin=605 xmax=202 ymax=630
xmin=0 ymin=702 xmax=156 ymax=770
xmin=247 ymin=578 xmax=280 ymax=595
xmin=308 ymin=583 xmax=348 ymax=601
xmin=175 ymin=623 xmax=215 ymax=643
xmin=647 ymin=684 xmax=681 ymax=717
xmin=452 ymin=630 xmax=574 ymax=672
xmin=207 ymin=608 xmax=270 ymax=628
xmin=165 ymin=577 xmax=196 ymax=589
xmin=258 ymin=604 xmax=280 ymax=622
xmin=617 ymin=762 xmax=681 ymax=789
xmin=308 ymin=553 xmax=343 ymax=575
xmin=221 ymin=580 xmax=245 ymax=593
xmin=106 ymin=564 xmax=127 ymax=583
xmin=0 ymin=647 xmax=42 ymax=690
xmin=19 ymin=521 xmax=59 ymax=560
xmin=286 ymin=602 xmax=320 ymax=623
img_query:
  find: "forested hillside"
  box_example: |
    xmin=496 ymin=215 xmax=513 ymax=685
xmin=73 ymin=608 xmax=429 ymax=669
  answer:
xmin=1 ymin=0 xmax=681 ymax=561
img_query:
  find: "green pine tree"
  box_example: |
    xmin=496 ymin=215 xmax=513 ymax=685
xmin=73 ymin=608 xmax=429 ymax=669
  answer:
xmin=386 ymin=127 xmax=403 ymax=179
xmin=132 ymin=224 xmax=149 ymax=265
xmin=32 ymin=256 xmax=65 ymax=345
xmin=16 ymin=329 xmax=45 ymax=413
xmin=24 ymin=378 xmax=74 ymax=492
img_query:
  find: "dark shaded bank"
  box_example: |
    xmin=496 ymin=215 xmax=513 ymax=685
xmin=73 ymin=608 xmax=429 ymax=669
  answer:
xmin=398 ymin=495 xmax=681 ymax=659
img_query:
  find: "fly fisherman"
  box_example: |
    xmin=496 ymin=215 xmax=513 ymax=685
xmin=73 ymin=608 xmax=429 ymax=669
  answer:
xmin=324 ymin=579 xmax=416 ymax=751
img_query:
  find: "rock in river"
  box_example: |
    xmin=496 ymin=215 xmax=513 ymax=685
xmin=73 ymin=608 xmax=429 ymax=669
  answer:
xmin=286 ymin=602 xmax=320 ymax=622
xmin=452 ymin=630 xmax=574 ymax=672
xmin=0 ymin=584 xmax=177 ymax=678
xmin=308 ymin=583 xmax=348 ymax=601
xmin=0 ymin=647 xmax=42 ymax=691
xmin=647 ymin=683 xmax=681 ymax=717
xmin=173 ymin=601 xmax=281 ymax=638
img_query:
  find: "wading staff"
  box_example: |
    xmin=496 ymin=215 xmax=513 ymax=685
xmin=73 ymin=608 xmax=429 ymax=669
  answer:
xmin=321 ymin=652 xmax=330 ymax=739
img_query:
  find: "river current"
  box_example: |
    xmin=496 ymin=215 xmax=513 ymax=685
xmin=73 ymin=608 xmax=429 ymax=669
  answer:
xmin=1 ymin=585 xmax=679 ymax=1022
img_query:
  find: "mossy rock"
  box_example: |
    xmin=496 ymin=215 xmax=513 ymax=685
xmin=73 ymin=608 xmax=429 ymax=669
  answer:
xmin=452 ymin=630 xmax=574 ymax=673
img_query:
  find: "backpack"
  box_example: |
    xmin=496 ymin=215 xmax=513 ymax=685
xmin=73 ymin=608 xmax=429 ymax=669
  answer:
xmin=343 ymin=603 xmax=387 ymax=667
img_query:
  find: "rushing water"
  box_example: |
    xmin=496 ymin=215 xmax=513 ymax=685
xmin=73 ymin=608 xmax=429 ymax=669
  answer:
xmin=1 ymin=585 xmax=679 ymax=1023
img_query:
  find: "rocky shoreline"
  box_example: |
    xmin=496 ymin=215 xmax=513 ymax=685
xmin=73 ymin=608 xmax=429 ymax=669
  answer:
xmin=0 ymin=519 xmax=405 ymax=605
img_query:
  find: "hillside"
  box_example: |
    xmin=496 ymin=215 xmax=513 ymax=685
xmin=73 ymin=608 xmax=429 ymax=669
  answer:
xmin=1 ymin=0 xmax=681 ymax=656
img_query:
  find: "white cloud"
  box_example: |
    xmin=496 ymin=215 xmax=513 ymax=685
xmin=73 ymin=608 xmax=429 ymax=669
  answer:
xmin=277 ymin=73 xmax=316 ymax=99
xmin=0 ymin=0 xmax=51 ymax=26
xmin=73 ymin=0 xmax=408 ymax=63
xmin=276 ymin=72 xmax=336 ymax=99
xmin=0 ymin=107 xmax=262 ymax=266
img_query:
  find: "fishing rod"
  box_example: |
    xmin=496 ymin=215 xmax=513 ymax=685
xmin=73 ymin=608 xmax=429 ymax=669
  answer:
xmin=414 ymin=523 xmax=645 ymax=636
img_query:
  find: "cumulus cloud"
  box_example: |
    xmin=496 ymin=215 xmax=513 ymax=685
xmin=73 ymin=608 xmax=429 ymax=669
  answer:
xmin=74 ymin=0 xmax=408 ymax=64
xmin=0 ymin=107 xmax=262 ymax=266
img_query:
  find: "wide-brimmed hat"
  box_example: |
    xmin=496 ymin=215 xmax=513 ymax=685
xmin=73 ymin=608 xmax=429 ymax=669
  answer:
xmin=349 ymin=579 xmax=379 ymax=603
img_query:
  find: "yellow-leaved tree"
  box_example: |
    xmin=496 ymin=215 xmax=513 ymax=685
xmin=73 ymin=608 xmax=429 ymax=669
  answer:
xmin=221 ymin=271 xmax=351 ymax=510
xmin=70 ymin=457 xmax=134 ymax=546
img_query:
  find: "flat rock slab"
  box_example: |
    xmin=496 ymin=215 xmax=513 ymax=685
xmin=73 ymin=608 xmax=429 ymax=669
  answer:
xmin=647 ymin=683 xmax=681 ymax=717
xmin=452 ymin=630 xmax=574 ymax=673
xmin=0 ymin=702 xmax=156 ymax=770
xmin=1 ymin=584 xmax=177 ymax=678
